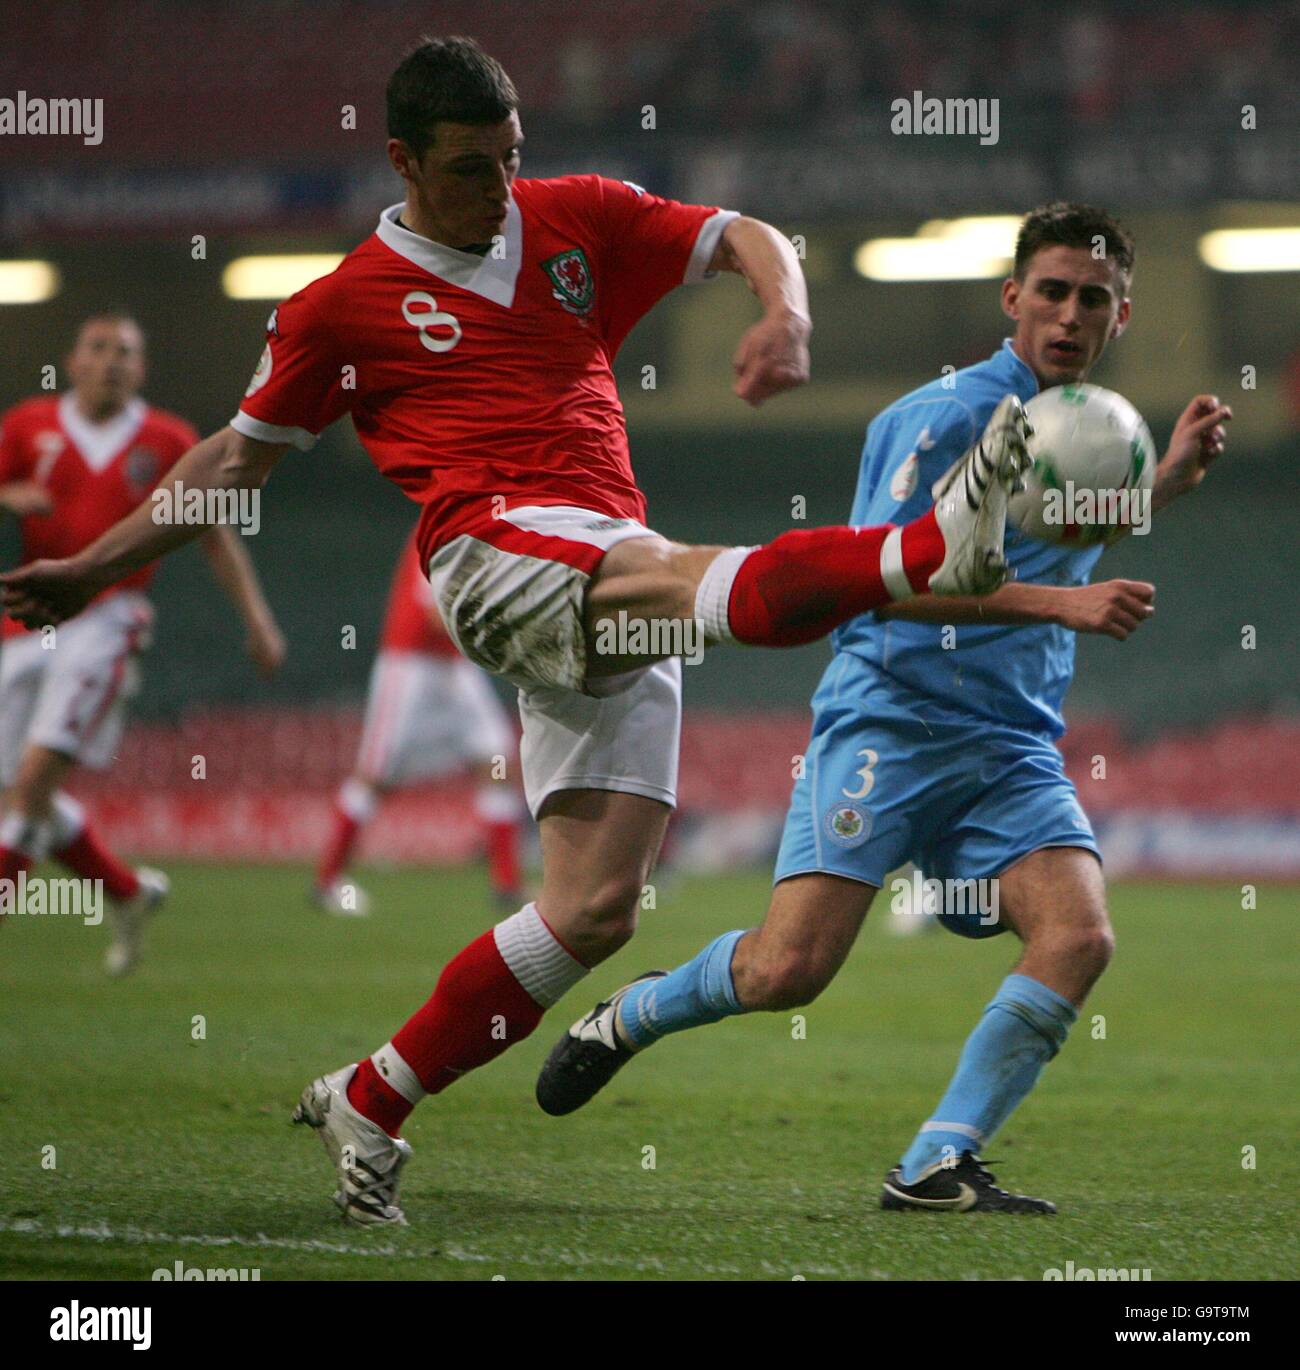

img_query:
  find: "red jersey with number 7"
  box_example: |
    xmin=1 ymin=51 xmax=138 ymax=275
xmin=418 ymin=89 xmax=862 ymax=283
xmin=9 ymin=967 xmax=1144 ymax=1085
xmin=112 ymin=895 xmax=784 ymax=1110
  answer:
xmin=231 ymin=175 xmax=736 ymax=572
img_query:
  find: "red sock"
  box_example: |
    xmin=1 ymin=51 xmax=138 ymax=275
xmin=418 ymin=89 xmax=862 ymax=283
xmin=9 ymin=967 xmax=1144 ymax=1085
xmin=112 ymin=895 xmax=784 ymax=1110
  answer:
xmin=484 ymin=820 xmax=520 ymax=896
xmin=346 ymin=1060 xmax=411 ymax=1136
xmin=316 ymin=806 xmax=362 ymax=889
xmin=347 ymin=928 xmax=546 ymax=1135
xmin=726 ymin=513 xmax=945 ymax=647
xmin=52 ymin=825 xmax=139 ymax=901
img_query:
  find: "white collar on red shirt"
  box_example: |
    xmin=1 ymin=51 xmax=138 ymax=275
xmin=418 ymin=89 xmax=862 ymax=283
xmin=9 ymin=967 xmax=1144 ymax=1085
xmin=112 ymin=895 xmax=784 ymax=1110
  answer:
xmin=57 ymin=392 xmax=147 ymax=474
xmin=375 ymin=200 xmax=523 ymax=308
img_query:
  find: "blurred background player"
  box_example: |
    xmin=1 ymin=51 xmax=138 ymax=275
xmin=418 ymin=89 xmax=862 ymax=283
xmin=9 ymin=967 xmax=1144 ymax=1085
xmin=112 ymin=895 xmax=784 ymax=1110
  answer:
xmin=312 ymin=526 xmax=524 ymax=916
xmin=0 ymin=311 xmax=286 ymax=973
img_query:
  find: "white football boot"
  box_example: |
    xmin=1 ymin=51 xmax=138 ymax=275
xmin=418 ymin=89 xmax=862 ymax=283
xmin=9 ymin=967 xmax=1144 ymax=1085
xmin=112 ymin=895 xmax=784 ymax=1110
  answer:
xmin=927 ymin=394 xmax=1033 ymax=596
xmin=292 ymin=1064 xmax=412 ymax=1227
xmin=104 ymin=867 xmax=169 ymax=977
xmin=310 ymin=878 xmax=372 ymax=918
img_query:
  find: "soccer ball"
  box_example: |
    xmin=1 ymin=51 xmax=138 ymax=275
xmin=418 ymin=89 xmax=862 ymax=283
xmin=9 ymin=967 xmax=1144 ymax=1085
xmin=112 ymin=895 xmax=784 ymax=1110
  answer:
xmin=1008 ymin=383 xmax=1156 ymax=545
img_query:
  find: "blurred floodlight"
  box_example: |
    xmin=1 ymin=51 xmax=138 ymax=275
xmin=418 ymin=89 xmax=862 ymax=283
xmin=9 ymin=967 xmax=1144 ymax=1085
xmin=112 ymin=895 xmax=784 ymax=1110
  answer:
xmin=0 ymin=260 xmax=61 ymax=304
xmin=855 ymin=237 xmax=1011 ymax=281
xmin=856 ymin=215 xmax=1019 ymax=281
xmin=222 ymin=254 xmax=344 ymax=300
xmin=918 ymin=215 xmax=1024 ymax=250
xmin=1198 ymin=228 xmax=1300 ymax=273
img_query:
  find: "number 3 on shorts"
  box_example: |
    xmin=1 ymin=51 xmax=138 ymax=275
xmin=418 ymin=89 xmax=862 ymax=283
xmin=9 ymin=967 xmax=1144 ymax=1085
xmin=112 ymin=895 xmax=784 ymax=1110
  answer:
xmin=842 ymin=748 xmax=878 ymax=800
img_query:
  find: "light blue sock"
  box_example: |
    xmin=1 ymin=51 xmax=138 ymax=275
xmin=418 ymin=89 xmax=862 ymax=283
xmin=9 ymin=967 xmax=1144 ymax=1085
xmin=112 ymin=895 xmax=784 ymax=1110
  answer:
xmin=617 ymin=930 xmax=746 ymax=1049
xmin=898 ymin=972 xmax=1077 ymax=1184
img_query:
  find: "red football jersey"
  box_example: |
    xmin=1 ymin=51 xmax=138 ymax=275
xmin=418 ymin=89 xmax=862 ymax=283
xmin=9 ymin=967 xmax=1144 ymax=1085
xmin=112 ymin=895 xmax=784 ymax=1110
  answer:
xmin=232 ymin=175 xmax=735 ymax=569
xmin=379 ymin=528 xmax=458 ymax=657
xmin=0 ymin=393 xmax=198 ymax=637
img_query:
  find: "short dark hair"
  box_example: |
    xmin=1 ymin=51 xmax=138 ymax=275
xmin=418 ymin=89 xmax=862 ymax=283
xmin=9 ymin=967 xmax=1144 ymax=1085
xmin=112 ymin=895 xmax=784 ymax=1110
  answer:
xmin=387 ymin=36 xmax=518 ymax=159
xmin=76 ymin=309 xmax=144 ymax=343
xmin=1014 ymin=202 xmax=1135 ymax=284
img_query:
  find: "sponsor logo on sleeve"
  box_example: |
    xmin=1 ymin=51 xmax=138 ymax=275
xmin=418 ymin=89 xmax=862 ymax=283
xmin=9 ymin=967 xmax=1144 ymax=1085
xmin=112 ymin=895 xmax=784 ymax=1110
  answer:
xmin=245 ymin=343 xmax=272 ymax=396
xmin=890 ymin=452 xmax=919 ymax=501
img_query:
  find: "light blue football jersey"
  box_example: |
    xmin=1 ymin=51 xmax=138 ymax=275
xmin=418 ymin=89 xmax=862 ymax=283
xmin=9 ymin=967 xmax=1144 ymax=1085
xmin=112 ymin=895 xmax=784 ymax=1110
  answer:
xmin=831 ymin=340 xmax=1105 ymax=737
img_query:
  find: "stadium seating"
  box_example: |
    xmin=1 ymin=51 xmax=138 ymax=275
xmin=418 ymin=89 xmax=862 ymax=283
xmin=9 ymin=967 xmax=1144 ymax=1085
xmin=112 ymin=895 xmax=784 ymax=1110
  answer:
xmin=2 ymin=1 xmax=1289 ymax=168
xmin=69 ymin=707 xmax=1300 ymax=871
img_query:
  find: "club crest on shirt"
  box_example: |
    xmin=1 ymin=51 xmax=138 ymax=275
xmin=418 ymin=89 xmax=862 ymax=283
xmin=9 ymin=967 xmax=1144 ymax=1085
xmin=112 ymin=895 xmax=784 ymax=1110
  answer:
xmin=824 ymin=802 xmax=872 ymax=848
xmin=125 ymin=446 xmax=160 ymax=491
xmin=541 ymin=248 xmax=595 ymax=316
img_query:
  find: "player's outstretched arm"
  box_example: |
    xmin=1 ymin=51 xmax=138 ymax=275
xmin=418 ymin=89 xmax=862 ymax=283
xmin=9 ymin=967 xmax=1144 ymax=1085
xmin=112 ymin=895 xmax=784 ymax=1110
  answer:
xmin=877 ymin=579 xmax=1157 ymax=641
xmin=709 ymin=216 xmax=811 ymax=407
xmin=200 ymin=525 xmax=287 ymax=677
xmin=0 ymin=426 xmax=287 ymax=627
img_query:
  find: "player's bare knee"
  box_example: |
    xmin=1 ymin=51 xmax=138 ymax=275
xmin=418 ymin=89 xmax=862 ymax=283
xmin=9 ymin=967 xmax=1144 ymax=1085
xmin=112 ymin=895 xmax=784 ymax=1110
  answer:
xmin=569 ymin=877 xmax=646 ymax=946
xmin=671 ymin=544 xmax=731 ymax=622
xmin=743 ymin=952 xmax=830 ymax=1011
xmin=1080 ymin=921 xmax=1116 ymax=977
xmin=648 ymin=541 xmax=696 ymax=605
xmin=13 ymin=750 xmax=66 ymax=810
xmin=1045 ymin=920 xmax=1115 ymax=983
xmin=10 ymin=778 xmax=53 ymax=820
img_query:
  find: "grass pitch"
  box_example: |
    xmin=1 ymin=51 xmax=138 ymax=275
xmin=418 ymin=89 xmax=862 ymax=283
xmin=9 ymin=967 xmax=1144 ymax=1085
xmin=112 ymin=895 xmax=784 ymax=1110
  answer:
xmin=1 ymin=863 xmax=1295 ymax=1281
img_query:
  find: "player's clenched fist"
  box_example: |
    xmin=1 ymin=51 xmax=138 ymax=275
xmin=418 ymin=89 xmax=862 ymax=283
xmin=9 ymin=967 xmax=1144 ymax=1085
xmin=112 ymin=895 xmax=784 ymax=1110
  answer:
xmin=732 ymin=310 xmax=811 ymax=407
xmin=1057 ymin=579 xmax=1156 ymax=640
xmin=0 ymin=556 xmax=101 ymax=627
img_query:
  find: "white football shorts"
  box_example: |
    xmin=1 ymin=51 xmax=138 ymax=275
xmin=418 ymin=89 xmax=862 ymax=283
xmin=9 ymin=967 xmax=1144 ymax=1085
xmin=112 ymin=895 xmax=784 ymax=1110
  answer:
xmin=0 ymin=591 xmax=153 ymax=782
xmin=427 ymin=505 xmax=681 ymax=816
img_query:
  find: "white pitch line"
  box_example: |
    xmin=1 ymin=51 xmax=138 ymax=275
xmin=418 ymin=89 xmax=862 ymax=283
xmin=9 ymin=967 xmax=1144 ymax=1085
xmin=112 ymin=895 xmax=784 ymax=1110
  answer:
xmin=0 ymin=1217 xmax=857 ymax=1279
xmin=0 ymin=1218 xmax=422 ymax=1261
